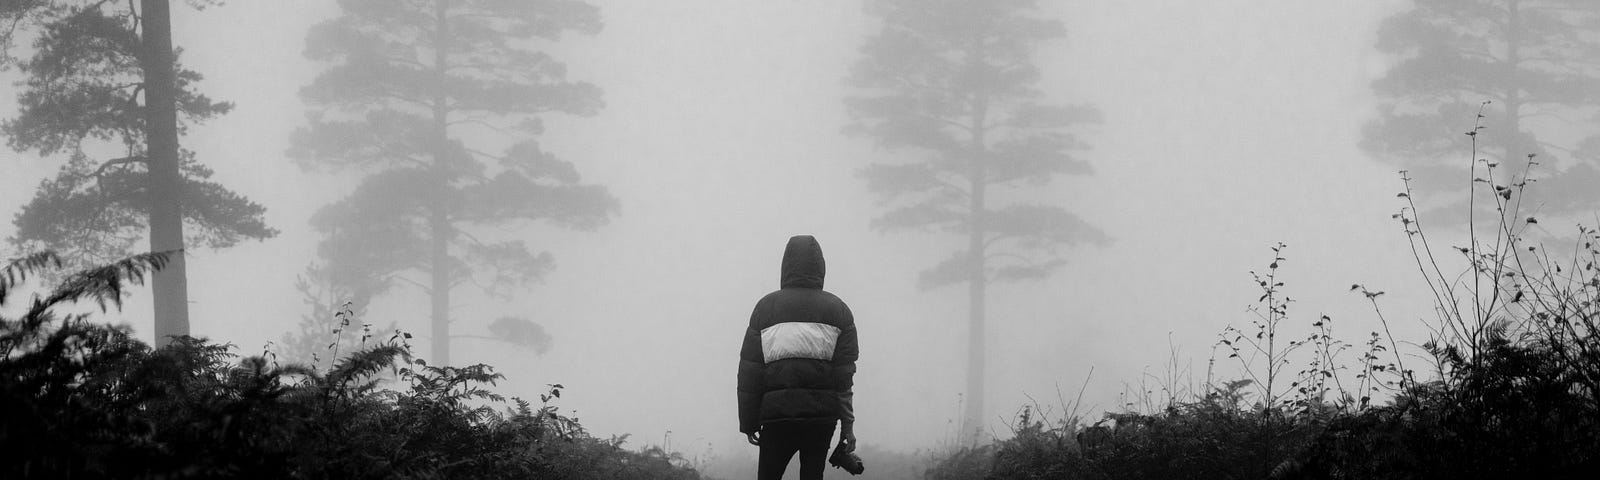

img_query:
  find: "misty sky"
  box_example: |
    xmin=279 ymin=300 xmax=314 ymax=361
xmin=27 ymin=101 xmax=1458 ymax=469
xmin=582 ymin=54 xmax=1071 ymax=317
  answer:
xmin=0 ymin=0 xmax=1462 ymax=458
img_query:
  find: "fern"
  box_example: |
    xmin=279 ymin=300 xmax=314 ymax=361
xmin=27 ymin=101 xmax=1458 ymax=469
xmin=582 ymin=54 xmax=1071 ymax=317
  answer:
xmin=0 ymin=250 xmax=61 ymax=306
xmin=2 ymin=252 xmax=704 ymax=479
xmin=37 ymin=250 xmax=170 ymax=312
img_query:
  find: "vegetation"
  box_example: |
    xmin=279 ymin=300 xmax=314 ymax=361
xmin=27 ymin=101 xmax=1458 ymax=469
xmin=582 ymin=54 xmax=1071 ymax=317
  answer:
xmin=845 ymin=0 xmax=1108 ymax=440
xmin=922 ymin=113 xmax=1600 ymax=479
xmin=1363 ymin=0 xmax=1600 ymax=217
xmin=0 ymin=0 xmax=276 ymax=343
xmin=289 ymin=0 xmax=618 ymax=366
xmin=0 ymin=250 xmax=698 ymax=479
xmin=7 ymin=2 xmax=1596 ymax=478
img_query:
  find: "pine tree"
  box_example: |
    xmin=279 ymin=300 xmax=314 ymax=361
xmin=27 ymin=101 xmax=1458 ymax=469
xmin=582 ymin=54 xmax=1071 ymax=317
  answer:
xmin=1365 ymin=0 xmax=1600 ymax=217
xmin=291 ymin=0 xmax=616 ymax=366
xmin=845 ymin=0 xmax=1107 ymax=440
xmin=1 ymin=0 xmax=275 ymax=345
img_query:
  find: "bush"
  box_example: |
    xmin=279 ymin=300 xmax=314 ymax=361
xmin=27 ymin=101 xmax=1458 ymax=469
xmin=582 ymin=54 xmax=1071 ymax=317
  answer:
xmin=0 ymin=251 xmax=699 ymax=479
xmin=925 ymin=109 xmax=1600 ymax=479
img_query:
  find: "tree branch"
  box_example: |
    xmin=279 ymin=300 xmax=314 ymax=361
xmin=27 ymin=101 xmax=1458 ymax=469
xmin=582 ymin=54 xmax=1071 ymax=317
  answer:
xmin=90 ymin=155 xmax=147 ymax=177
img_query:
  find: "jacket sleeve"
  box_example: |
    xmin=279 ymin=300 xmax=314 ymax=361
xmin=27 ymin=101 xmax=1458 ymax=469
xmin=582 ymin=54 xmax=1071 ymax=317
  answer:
xmin=737 ymin=301 xmax=766 ymax=434
xmin=832 ymin=303 xmax=859 ymax=429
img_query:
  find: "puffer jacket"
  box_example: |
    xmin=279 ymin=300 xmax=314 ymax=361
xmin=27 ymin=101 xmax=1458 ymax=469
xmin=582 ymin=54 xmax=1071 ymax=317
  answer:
xmin=737 ymin=235 xmax=858 ymax=434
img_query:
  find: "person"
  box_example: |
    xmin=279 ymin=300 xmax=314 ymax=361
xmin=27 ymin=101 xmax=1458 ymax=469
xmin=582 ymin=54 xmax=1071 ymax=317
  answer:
xmin=737 ymin=235 xmax=859 ymax=480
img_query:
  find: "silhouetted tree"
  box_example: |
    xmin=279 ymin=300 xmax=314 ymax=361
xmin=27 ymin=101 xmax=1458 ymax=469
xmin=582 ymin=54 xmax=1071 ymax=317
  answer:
xmin=845 ymin=0 xmax=1107 ymax=439
xmin=0 ymin=0 xmax=274 ymax=345
xmin=291 ymin=0 xmax=615 ymax=366
xmin=1364 ymin=0 xmax=1600 ymax=216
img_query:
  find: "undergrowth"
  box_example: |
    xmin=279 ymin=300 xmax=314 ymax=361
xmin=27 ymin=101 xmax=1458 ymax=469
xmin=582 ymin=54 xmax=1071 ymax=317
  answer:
xmin=924 ymin=107 xmax=1600 ymax=479
xmin=0 ymin=251 xmax=698 ymax=479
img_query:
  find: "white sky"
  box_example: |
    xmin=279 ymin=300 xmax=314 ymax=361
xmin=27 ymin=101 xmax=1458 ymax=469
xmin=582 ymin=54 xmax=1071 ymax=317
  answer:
xmin=0 ymin=0 xmax=1478 ymax=458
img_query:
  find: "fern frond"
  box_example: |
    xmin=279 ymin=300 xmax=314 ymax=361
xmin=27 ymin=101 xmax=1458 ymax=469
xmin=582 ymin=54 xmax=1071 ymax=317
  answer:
xmin=26 ymin=251 xmax=172 ymax=321
xmin=328 ymin=344 xmax=407 ymax=392
xmin=0 ymin=251 xmax=61 ymax=307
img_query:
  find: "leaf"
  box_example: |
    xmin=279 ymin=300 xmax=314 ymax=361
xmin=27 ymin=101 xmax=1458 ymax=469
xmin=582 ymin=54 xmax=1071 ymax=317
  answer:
xmin=0 ymin=251 xmax=62 ymax=306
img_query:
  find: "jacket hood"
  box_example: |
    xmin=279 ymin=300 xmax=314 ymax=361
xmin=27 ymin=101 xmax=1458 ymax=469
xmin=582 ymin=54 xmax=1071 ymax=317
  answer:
xmin=780 ymin=235 xmax=825 ymax=289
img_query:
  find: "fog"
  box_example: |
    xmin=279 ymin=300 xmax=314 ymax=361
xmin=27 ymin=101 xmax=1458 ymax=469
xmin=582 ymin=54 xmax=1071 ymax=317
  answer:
xmin=13 ymin=0 xmax=1578 ymax=466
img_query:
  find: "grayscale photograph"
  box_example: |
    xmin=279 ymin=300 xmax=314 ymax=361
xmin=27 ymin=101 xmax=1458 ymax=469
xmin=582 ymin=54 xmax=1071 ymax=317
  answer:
xmin=2 ymin=1 xmax=1598 ymax=478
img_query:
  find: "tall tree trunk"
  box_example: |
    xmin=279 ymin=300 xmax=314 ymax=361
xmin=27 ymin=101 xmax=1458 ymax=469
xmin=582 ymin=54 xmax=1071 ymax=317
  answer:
xmin=428 ymin=0 xmax=453 ymax=366
xmin=964 ymin=189 xmax=986 ymax=442
xmin=430 ymin=213 xmax=451 ymax=366
xmin=140 ymin=0 xmax=188 ymax=347
xmin=962 ymin=90 xmax=990 ymax=443
xmin=1502 ymin=0 xmax=1524 ymax=202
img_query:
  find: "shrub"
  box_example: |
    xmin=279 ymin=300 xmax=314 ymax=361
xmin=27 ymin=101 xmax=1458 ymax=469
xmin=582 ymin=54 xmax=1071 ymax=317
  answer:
xmin=924 ymin=108 xmax=1600 ymax=479
xmin=0 ymin=251 xmax=700 ymax=479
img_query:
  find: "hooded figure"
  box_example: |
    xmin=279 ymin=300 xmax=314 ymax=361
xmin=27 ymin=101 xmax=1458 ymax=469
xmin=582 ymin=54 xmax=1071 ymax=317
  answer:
xmin=738 ymin=235 xmax=859 ymax=480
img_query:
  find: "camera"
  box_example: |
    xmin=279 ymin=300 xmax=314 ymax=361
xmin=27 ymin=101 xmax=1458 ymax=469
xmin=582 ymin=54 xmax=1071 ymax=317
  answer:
xmin=829 ymin=445 xmax=865 ymax=475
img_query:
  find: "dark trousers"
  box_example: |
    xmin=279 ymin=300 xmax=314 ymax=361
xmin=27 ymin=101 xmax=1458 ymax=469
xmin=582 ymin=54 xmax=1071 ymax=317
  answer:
xmin=758 ymin=422 xmax=835 ymax=480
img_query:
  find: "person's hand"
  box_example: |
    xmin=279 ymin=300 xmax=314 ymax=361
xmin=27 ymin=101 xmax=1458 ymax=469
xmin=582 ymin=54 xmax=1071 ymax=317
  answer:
xmin=839 ymin=428 xmax=857 ymax=453
xmin=746 ymin=432 xmax=760 ymax=446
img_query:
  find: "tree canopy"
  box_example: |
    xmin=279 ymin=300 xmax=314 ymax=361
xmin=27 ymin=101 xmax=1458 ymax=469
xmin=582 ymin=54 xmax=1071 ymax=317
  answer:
xmin=291 ymin=0 xmax=616 ymax=366
xmin=1364 ymin=0 xmax=1600 ymax=216
xmin=2 ymin=2 xmax=273 ymax=262
xmin=1 ymin=1 xmax=275 ymax=341
xmin=846 ymin=0 xmax=1106 ymax=439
